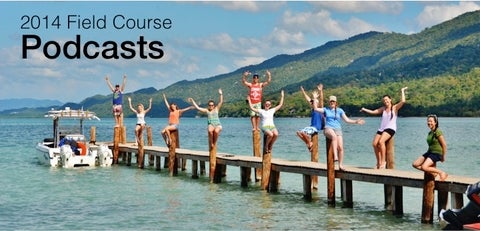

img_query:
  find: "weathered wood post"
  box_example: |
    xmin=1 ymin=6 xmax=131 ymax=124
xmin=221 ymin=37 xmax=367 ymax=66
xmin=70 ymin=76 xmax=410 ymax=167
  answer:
xmin=164 ymin=131 xmax=180 ymax=169
xmin=200 ymin=161 xmax=206 ymax=175
xmin=384 ymin=137 xmax=404 ymax=215
xmin=191 ymin=159 xmax=199 ymax=179
xmin=121 ymin=126 xmax=126 ymax=144
xmin=113 ymin=126 xmax=120 ymax=164
xmin=421 ymin=171 xmax=436 ymax=223
xmin=261 ymin=134 xmax=272 ymax=191
xmin=386 ymin=137 xmax=395 ymax=168
xmin=253 ymin=130 xmax=262 ymax=182
xmin=168 ymin=130 xmax=179 ymax=176
xmin=137 ymin=129 xmax=145 ymax=169
xmin=208 ymin=132 xmax=217 ymax=183
xmin=89 ymin=126 xmax=96 ymax=144
xmin=326 ymin=137 xmax=335 ymax=207
xmin=310 ymin=133 xmax=319 ymax=189
xmin=147 ymin=126 xmax=153 ymax=166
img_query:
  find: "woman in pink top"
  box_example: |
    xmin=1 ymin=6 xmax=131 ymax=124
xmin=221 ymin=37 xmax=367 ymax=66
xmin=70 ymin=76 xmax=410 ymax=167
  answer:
xmin=161 ymin=93 xmax=194 ymax=147
xmin=242 ymin=70 xmax=272 ymax=131
xmin=360 ymin=87 xmax=408 ymax=169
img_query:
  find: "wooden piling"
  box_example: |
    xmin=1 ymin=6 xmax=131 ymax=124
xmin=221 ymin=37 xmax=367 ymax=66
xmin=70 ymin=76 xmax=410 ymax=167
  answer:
xmin=208 ymin=132 xmax=217 ymax=183
xmin=261 ymin=134 xmax=272 ymax=191
xmin=311 ymin=133 xmax=319 ymax=189
xmin=384 ymin=137 xmax=403 ymax=215
xmin=241 ymin=167 xmax=251 ymax=187
xmin=269 ymin=170 xmax=279 ymax=192
xmin=326 ymin=138 xmax=335 ymax=207
xmin=120 ymin=126 xmax=126 ymax=144
xmin=89 ymin=126 xmax=96 ymax=144
xmin=303 ymin=175 xmax=312 ymax=200
xmin=147 ymin=126 xmax=154 ymax=166
xmin=341 ymin=179 xmax=353 ymax=208
xmin=386 ymin=137 xmax=395 ymax=169
xmin=168 ymin=130 xmax=179 ymax=176
xmin=113 ymin=126 xmax=120 ymax=164
xmin=137 ymin=130 xmax=145 ymax=169
xmin=192 ymin=160 xmax=199 ymax=179
xmin=421 ymin=172 xmax=436 ymax=223
xmin=253 ymin=130 xmax=262 ymax=182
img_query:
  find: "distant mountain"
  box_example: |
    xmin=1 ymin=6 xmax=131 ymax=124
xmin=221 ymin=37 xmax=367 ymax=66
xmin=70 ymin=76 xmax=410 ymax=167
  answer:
xmin=3 ymin=10 xmax=480 ymax=118
xmin=0 ymin=98 xmax=62 ymax=111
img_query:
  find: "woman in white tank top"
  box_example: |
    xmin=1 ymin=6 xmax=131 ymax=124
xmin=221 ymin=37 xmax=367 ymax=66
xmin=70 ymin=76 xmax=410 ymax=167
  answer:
xmin=360 ymin=87 xmax=408 ymax=169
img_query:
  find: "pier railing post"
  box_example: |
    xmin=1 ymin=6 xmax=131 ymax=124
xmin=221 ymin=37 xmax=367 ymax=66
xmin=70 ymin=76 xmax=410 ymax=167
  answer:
xmin=421 ymin=171 xmax=436 ymax=223
xmin=168 ymin=130 xmax=179 ymax=176
xmin=261 ymin=134 xmax=272 ymax=191
xmin=253 ymin=130 xmax=262 ymax=182
xmin=137 ymin=130 xmax=144 ymax=169
xmin=326 ymin=137 xmax=335 ymax=207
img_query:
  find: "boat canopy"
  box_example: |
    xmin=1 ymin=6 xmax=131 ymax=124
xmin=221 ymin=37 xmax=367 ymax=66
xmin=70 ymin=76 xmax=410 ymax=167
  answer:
xmin=44 ymin=107 xmax=100 ymax=121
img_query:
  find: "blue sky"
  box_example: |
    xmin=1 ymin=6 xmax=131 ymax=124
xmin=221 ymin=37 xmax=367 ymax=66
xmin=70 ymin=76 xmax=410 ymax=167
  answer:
xmin=1 ymin=1 xmax=479 ymax=103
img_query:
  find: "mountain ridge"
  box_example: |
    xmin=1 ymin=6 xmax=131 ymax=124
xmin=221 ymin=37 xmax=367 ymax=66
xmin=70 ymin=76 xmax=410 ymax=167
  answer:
xmin=2 ymin=10 xmax=480 ymax=118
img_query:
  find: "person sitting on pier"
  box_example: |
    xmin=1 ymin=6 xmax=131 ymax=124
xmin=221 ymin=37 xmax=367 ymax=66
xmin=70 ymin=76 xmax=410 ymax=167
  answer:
xmin=412 ymin=114 xmax=448 ymax=181
xmin=161 ymin=93 xmax=194 ymax=147
xmin=312 ymin=93 xmax=365 ymax=171
xmin=242 ymin=70 xmax=272 ymax=131
xmin=248 ymin=90 xmax=284 ymax=153
xmin=360 ymin=87 xmax=408 ymax=169
xmin=296 ymin=84 xmax=324 ymax=152
xmin=127 ymin=97 xmax=153 ymax=146
xmin=188 ymin=89 xmax=224 ymax=149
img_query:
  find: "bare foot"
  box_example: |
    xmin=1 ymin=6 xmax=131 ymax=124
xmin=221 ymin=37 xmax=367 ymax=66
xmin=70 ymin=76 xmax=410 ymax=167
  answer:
xmin=379 ymin=163 xmax=386 ymax=169
xmin=439 ymin=172 xmax=448 ymax=181
xmin=308 ymin=142 xmax=313 ymax=152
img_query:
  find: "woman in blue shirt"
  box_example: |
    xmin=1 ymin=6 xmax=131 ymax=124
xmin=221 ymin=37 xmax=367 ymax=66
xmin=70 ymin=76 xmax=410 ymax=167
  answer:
xmin=313 ymin=93 xmax=365 ymax=171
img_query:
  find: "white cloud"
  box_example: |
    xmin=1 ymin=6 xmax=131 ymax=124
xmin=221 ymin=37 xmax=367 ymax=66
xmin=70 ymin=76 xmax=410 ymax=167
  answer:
xmin=204 ymin=1 xmax=285 ymax=12
xmin=416 ymin=2 xmax=480 ymax=29
xmin=309 ymin=1 xmax=403 ymax=14
xmin=280 ymin=9 xmax=382 ymax=39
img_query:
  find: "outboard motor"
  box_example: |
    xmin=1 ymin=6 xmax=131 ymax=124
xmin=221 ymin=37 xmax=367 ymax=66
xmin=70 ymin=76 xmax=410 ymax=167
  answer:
xmin=97 ymin=144 xmax=113 ymax=167
xmin=60 ymin=144 xmax=74 ymax=168
xmin=441 ymin=181 xmax=480 ymax=230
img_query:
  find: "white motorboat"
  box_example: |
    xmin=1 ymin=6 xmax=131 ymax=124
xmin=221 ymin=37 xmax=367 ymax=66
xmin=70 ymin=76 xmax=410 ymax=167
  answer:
xmin=36 ymin=107 xmax=113 ymax=168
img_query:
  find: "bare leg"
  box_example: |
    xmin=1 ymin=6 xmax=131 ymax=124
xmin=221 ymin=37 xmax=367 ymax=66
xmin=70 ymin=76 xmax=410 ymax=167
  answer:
xmin=372 ymin=134 xmax=381 ymax=168
xmin=212 ymin=127 xmax=222 ymax=148
xmin=337 ymin=135 xmax=345 ymax=170
xmin=324 ymin=128 xmax=338 ymax=161
xmin=296 ymin=131 xmax=312 ymax=150
xmin=378 ymin=133 xmax=392 ymax=169
xmin=269 ymin=129 xmax=279 ymax=151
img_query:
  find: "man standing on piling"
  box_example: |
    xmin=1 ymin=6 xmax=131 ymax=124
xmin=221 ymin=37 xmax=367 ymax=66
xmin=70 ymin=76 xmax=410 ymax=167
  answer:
xmin=105 ymin=74 xmax=127 ymax=127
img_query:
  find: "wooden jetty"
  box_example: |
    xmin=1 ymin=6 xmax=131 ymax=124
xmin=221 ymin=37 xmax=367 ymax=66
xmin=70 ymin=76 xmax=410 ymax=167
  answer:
xmin=98 ymin=126 xmax=478 ymax=224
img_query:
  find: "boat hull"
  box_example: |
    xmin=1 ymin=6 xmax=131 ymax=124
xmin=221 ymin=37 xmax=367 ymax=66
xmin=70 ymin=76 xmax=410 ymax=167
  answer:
xmin=36 ymin=142 xmax=113 ymax=168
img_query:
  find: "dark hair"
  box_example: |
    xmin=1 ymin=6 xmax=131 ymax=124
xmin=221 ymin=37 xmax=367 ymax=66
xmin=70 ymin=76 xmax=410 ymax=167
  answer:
xmin=428 ymin=114 xmax=439 ymax=129
xmin=383 ymin=94 xmax=394 ymax=120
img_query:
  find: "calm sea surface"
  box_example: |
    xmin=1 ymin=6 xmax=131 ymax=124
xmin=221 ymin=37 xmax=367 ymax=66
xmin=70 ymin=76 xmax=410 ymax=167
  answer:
xmin=0 ymin=116 xmax=478 ymax=230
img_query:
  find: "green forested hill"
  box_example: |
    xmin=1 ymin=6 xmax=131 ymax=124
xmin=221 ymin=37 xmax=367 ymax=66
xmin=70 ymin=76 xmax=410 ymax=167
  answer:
xmin=4 ymin=10 xmax=480 ymax=118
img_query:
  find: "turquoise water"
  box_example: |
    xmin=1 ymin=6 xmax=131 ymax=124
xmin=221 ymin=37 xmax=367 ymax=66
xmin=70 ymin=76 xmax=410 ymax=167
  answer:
xmin=0 ymin=116 xmax=478 ymax=230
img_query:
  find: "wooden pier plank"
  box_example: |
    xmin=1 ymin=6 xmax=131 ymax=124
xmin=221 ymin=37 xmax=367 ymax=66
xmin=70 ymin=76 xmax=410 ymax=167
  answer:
xmin=110 ymin=143 xmax=478 ymax=194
